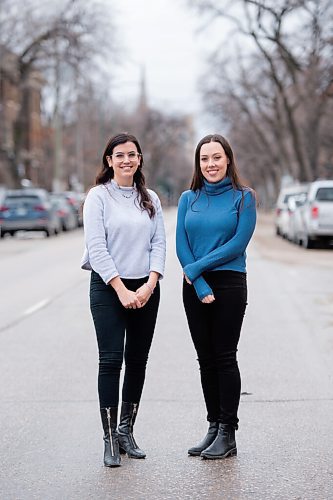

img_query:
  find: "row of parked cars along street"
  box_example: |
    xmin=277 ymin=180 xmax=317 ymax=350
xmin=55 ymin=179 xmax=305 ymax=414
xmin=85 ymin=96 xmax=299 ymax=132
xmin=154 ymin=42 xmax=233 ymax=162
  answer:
xmin=0 ymin=188 xmax=84 ymax=238
xmin=275 ymin=179 xmax=333 ymax=249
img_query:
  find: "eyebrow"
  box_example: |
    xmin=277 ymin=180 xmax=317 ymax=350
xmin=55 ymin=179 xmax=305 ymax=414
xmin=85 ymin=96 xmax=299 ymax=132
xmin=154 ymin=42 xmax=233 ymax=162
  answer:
xmin=114 ymin=150 xmax=137 ymax=154
xmin=201 ymin=153 xmax=223 ymax=156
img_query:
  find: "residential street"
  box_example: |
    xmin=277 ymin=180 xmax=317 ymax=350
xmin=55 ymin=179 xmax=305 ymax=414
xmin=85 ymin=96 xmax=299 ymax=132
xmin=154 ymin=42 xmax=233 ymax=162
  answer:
xmin=0 ymin=210 xmax=332 ymax=500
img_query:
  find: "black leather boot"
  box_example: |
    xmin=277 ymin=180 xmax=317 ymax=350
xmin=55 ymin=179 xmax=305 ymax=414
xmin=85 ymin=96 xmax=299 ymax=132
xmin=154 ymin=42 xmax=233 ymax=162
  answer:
xmin=201 ymin=423 xmax=237 ymax=459
xmin=188 ymin=422 xmax=219 ymax=456
xmin=118 ymin=402 xmax=146 ymax=459
xmin=100 ymin=407 xmax=121 ymax=467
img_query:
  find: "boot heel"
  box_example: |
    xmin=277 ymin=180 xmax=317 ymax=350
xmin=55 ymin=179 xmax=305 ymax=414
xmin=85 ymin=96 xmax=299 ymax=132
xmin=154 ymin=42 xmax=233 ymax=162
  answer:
xmin=119 ymin=446 xmax=126 ymax=455
xmin=229 ymin=447 xmax=237 ymax=457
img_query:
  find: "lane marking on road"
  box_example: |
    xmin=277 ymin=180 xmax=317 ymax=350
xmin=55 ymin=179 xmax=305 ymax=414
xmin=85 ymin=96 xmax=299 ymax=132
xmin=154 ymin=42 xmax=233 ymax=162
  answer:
xmin=23 ymin=299 xmax=51 ymax=317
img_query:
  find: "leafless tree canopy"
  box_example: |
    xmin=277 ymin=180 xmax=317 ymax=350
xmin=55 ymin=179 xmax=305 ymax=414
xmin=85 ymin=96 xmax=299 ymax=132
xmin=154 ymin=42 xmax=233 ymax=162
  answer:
xmin=189 ymin=0 xmax=333 ymax=204
xmin=0 ymin=0 xmax=193 ymax=200
xmin=0 ymin=0 xmax=115 ymax=184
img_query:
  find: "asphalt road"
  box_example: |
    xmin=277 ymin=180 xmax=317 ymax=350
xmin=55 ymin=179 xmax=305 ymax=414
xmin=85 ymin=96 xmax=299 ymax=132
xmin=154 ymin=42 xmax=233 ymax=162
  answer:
xmin=0 ymin=210 xmax=332 ymax=500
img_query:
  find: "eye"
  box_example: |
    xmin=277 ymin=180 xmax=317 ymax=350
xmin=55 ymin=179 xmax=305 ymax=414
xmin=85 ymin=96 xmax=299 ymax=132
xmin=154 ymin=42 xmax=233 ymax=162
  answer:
xmin=115 ymin=153 xmax=125 ymax=160
xmin=128 ymin=152 xmax=138 ymax=159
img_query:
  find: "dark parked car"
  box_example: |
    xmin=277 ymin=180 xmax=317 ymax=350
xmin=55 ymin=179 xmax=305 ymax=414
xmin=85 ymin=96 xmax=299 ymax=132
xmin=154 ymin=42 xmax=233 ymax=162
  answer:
xmin=50 ymin=194 xmax=77 ymax=232
xmin=0 ymin=189 xmax=61 ymax=238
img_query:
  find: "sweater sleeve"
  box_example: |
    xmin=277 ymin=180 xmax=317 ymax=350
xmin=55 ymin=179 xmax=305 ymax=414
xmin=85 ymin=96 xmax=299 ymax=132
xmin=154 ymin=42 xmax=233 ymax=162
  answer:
xmin=176 ymin=192 xmax=213 ymax=300
xmin=183 ymin=191 xmax=257 ymax=282
xmin=149 ymin=194 xmax=166 ymax=278
xmin=83 ymin=188 xmax=120 ymax=284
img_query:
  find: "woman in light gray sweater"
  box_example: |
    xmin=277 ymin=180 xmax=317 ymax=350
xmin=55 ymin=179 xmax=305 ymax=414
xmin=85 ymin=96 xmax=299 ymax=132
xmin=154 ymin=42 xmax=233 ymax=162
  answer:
xmin=81 ymin=133 xmax=166 ymax=467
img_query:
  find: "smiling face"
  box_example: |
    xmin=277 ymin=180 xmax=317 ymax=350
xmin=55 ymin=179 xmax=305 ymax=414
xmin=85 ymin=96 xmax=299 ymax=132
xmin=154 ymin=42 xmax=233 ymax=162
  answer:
xmin=107 ymin=141 xmax=141 ymax=186
xmin=199 ymin=141 xmax=229 ymax=183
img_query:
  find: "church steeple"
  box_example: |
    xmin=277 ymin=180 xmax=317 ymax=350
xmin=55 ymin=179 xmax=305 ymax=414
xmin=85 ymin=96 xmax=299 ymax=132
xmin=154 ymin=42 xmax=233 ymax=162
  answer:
xmin=137 ymin=65 xmax=148 ymax=114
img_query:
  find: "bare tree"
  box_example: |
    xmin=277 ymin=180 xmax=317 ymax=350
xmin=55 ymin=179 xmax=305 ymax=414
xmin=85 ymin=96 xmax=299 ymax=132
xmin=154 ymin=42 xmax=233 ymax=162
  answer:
xmin=189 ymin=0 xmax=333 ymax=200
xmin=0 ymin=0 xmax=115 ymax=186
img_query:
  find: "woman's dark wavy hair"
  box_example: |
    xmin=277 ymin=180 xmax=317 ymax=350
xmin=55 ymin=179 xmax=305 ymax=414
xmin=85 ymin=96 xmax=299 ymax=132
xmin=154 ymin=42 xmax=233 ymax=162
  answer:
xmin=95 ymin=132 xmax=155 ymax=218
xmin=190 ymin=134 xmax=245 ymax=192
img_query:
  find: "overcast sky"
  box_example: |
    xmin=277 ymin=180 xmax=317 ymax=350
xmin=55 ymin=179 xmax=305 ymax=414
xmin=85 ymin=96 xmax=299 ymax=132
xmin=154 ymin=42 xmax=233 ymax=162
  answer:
xmin=111 ymin=0 xmax=217 ymax=135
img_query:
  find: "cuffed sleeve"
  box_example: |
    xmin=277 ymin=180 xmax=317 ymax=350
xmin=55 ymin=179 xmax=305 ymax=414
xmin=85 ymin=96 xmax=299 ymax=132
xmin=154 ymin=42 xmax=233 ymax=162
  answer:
xmin=149 ymin=194 xmax=166 ymax=278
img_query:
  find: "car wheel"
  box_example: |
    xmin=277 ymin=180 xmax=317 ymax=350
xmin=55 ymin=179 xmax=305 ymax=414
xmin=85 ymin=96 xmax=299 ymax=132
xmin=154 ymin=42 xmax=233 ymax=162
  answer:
xmin=302 ymin=234 xmax=314 ymax=249
xmin=0 ymin=231 xmax=6 ymax=238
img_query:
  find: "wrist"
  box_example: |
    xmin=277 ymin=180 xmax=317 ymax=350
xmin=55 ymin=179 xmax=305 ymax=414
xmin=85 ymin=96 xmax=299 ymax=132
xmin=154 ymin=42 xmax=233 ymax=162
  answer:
xmin=145 ymin=282 xmax=154 ymax=294
xmin=109 ymin=276 xmax=125 ymax=293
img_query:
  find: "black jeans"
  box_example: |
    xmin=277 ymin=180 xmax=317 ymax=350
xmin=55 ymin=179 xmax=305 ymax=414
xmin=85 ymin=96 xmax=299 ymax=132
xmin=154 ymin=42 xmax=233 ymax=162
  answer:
xmin=90 ymin=271 xmax=160 ymax=408
xmin=183 ymin=270 xmax=247 ymax=428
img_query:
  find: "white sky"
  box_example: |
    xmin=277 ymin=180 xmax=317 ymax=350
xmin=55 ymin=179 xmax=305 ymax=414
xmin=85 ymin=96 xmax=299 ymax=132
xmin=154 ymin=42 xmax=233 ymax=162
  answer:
xmin=111 ymin=0 xmax=216 ymax=134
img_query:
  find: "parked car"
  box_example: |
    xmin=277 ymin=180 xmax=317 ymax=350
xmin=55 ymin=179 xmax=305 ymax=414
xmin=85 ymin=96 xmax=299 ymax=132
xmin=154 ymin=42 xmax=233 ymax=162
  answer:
xmin=275 ymin=184 xmax=309 ymax=237
xmin=285 ymin=193 xmax=307 ymax=243
xmin=62 ymin=191 xmax=84 ymax=227
xmin=0 ymin=189 xmax=61 ymax=237
xmin=295 ymin=180 xmax=333 ymax=248
xmin=50 ymin=194 xmax=77 ymax=232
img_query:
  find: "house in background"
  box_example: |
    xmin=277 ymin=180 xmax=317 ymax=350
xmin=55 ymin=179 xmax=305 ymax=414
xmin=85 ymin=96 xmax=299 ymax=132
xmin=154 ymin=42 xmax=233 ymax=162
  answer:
xmin=0 ymin=46 xmax=44 ymax=188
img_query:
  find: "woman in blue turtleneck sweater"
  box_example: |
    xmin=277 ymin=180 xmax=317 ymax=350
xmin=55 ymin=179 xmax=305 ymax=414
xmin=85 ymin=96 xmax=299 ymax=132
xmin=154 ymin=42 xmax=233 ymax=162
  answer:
xmin=176 ymin=134 xmax=256 ymax=460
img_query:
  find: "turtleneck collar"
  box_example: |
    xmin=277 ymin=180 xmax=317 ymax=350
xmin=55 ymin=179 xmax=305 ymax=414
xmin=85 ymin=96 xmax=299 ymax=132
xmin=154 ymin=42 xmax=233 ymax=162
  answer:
xmin=203 ymin=176 xmax=233 ymax=195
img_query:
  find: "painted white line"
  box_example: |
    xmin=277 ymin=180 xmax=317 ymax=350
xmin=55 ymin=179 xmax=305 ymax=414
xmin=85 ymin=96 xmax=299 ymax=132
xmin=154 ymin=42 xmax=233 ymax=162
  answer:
xmin=23 ymin=299 xmax=51 ymax=316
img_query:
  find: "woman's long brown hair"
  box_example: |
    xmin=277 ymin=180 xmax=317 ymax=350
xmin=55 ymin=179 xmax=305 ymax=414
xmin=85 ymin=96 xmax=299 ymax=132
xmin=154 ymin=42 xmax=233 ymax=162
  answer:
xmin=190 ymin=134 xmax=244 ymax=192
xmin=95 ymin=132 xmax=155 ymax=218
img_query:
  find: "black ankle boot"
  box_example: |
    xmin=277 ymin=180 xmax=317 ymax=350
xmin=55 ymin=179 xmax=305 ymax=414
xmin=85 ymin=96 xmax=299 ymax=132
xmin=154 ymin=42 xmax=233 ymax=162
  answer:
xmin=118 ymin=402 xmax=146 ymax=459
xmin=100 ymin=407 xmax=121 ymax=467
xmin=201 ymin=423 xmax=237 ymax=459
xmin=188 ymin=422 xmax=219 ymax=456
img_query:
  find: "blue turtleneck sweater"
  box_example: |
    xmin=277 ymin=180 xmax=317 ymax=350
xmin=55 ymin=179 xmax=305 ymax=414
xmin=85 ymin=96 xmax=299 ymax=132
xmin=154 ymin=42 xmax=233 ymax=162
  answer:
xmin=176 ymin=176 xmax=256 ymax=300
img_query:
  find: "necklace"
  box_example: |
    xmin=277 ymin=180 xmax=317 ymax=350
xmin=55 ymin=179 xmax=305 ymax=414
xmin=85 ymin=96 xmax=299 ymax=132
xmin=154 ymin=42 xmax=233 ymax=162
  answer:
xmin=105 ymin=182 xmax=136 ymax=199
xmin=118 ymin=185 xmax=135 ymax=198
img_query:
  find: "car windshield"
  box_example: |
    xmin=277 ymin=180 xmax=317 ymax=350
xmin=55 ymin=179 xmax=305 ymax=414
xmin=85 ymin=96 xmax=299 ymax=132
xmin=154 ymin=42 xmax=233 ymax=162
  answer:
xmin=283 ymin=192 xmax=306 ymax=203
xmin=315 ymin=187 xmax=333 ymax=202
xmin=5 ymin=196 xmax=40 ymax=207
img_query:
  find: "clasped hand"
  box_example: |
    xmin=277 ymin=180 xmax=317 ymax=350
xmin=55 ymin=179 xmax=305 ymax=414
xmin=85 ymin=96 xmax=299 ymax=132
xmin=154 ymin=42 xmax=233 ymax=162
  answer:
xmin=117 ymin=284 xmax=152 ymax=309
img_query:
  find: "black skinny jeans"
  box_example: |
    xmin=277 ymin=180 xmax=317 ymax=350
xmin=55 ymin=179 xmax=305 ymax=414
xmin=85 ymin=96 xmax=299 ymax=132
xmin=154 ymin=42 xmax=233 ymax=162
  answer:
xmin=183 ymin=270 xmax=247 ymax=429
xmin=90 ymin=270 xmax=160 ymax=408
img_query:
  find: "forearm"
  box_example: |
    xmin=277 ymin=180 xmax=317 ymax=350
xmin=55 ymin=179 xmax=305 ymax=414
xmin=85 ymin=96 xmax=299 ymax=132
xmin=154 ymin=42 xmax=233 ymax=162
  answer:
xmin=108 ymin=275 xmax=124 ymax=292
xmin=176 ymin=193 xmax=212 ymax=299
xmin=147 ymin=271 xmax=160 ymax=292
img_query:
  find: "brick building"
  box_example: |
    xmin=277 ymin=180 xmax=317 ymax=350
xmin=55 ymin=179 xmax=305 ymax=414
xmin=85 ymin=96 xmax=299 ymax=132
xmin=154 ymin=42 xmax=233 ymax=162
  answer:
xmin=0 ymin=46 xmax=44 ymax=188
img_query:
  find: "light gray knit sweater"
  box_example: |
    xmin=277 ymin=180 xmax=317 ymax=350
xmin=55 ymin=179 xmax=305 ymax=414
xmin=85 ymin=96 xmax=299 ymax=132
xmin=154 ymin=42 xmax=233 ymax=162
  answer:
xmin=81 ymin=180 xmax=166 ymax=283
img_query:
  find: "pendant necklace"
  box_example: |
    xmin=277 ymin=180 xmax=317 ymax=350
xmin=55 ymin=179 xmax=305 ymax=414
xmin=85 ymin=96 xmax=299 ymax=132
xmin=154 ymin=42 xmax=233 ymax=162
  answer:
xmin=105 ymin=182 xmax=135 ymax=199
xmin=117 ymin=185 xmax=135 ymax=198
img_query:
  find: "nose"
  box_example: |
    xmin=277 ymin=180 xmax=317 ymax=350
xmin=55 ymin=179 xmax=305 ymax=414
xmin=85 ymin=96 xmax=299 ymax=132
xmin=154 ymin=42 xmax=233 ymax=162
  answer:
xmin=208 ymin=157 xmax=215 ymax=167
